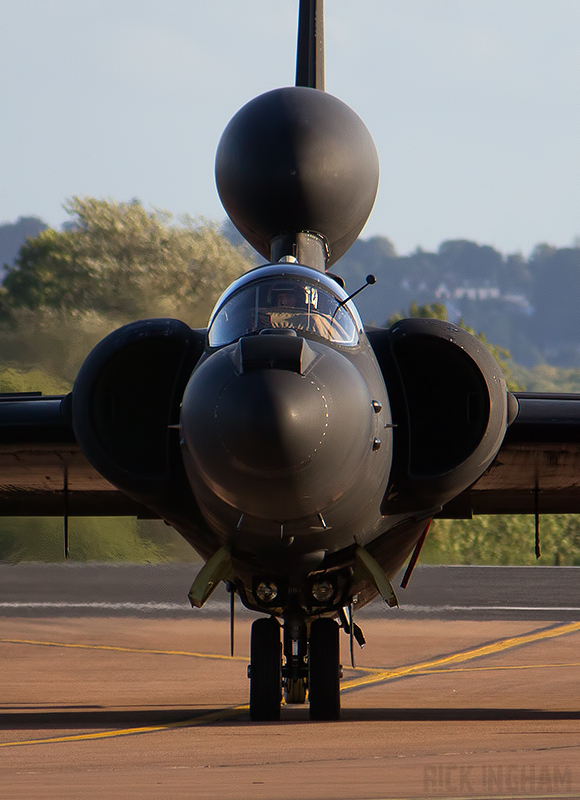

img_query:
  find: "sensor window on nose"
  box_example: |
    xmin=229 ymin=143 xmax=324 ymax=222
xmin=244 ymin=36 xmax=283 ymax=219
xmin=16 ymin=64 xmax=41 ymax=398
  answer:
xmin=233 ymin=334 xmax=316 ymax=375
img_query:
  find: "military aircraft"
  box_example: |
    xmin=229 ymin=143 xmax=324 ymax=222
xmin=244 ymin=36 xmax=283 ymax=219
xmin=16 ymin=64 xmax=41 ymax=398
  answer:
xmin=2 ymin=0 xmax=580 ymax=722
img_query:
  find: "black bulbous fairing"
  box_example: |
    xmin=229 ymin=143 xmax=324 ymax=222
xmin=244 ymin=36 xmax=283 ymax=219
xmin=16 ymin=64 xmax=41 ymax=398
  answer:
xmin=215 ymin=87 xmax=379 ymax=268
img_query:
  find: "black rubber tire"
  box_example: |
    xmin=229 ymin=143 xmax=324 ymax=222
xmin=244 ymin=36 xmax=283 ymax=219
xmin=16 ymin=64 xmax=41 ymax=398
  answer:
xmin=308 ymin=618 xmax=341 ymax=721
xmin=249 ymin=617 xmax=282 ymax=721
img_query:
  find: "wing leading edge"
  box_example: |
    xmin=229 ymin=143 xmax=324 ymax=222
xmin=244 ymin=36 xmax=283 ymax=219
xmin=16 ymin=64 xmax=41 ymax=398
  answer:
xmin=4 ymin=391 xmax=580 ymax=518
xmin=0 ymin=393 xmax=154 ymax=517
xmin=439 ymin=392 xmax=580 ymax=517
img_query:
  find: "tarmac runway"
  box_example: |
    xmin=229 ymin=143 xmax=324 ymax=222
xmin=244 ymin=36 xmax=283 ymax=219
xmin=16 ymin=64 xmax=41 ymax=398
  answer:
xmin=2 ymin=562 xmax=580 ymax=620
xmin=2 ymin=565 xmax=580 ymax=799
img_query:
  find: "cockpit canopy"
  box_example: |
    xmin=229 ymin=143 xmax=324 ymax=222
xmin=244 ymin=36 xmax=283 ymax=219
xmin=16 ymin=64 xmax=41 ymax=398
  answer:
xmin=208 ymin=265 xmax=361 ymax=348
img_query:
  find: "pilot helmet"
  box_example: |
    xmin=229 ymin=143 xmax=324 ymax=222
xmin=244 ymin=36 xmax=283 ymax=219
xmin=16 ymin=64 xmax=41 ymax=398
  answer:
xmin=268 ymin=281 xmax=304 ymax=308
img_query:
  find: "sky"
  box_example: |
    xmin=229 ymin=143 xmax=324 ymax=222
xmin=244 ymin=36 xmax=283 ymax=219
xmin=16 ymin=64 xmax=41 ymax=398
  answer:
xmin=1 ymin=0 xmax=579 ymax=257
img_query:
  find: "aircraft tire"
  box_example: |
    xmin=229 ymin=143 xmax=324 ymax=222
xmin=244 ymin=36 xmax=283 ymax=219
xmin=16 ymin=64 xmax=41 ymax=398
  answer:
xmin=308 ymin=618 xmax=341 ymax=720
xmin=249 ymin=617 xmax=282 ymax=721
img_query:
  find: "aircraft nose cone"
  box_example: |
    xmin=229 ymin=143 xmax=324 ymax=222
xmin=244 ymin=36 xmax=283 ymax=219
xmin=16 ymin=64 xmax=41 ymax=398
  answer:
xmin=216 ymin=370 xmax=328 ymax=475
xmin=180 ymin=338 xmax=379 ymax=522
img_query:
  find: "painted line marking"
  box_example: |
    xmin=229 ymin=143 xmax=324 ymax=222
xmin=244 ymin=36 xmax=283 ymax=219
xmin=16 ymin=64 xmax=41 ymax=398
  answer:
xmin=418 ymin=661 xmax=580 ymax=675
xmin=3 ymin=601 xmax=580 ymax=613
xmin=0 ymin=638 xmax=248 ymax=662
xmin=0 ymin=601 xmax=192 ymax=611
xmin=392 ymin=605 xmax=580 ymax=612
xmin=0 ymin=705 xmax=248 ymax=748
xmin=2 ymin=621 xmax=580 ymax=747
xmin=340 ymin=620 xmax=580 ymax=691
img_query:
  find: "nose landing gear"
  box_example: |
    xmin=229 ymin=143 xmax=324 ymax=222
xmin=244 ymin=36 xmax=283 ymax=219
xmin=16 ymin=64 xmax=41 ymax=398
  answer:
xmin=249 ymin=617 xmax=282 ymax=721
xmin=308 ymin=618 xmax=341 ymax=720
xmin=282 ymin=613 xmax=308 ymax=707
xmin=248 ymin=615 xmax=341 ymax=721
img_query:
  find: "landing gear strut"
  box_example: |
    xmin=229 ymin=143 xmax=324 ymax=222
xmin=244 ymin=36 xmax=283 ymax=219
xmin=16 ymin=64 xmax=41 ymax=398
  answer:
xmin=283 ymin=614 xmax=307 ymax=705
xmin=248 ymin=615 xmax=341 ymax=721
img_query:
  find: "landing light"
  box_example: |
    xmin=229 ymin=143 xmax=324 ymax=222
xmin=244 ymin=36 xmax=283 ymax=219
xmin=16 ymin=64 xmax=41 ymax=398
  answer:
xmin=255 ymin=581 xmax=278 ymax=603
xmin=311 ymin=579 xmax=335 ymax=603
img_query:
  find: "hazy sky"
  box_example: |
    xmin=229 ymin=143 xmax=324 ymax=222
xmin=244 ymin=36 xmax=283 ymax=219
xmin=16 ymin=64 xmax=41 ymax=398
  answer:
xmin=1 ymin=0 xmax=579 ymax=256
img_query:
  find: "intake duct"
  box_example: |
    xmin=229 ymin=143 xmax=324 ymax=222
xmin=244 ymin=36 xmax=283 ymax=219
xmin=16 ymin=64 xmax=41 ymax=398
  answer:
xmin=368 ymin=318 xmax=509 ymax=514
xmin=72 ymin=318 xmax=204 ymax=507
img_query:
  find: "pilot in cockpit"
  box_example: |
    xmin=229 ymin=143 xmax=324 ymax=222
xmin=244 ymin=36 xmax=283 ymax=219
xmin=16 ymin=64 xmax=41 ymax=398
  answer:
xmin=208 ymin=274 xmax=358 ymax=347
xmin=263 ymin=281 xmax=331 ymax=337
xmin=271 ymin=285 xmax=298 ymax=308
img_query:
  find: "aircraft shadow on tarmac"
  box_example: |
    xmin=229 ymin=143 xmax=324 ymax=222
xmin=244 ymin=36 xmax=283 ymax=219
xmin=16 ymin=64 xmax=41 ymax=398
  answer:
xmin=3 ymin=706 xmax=580 ymax=730
xmin=0 ymin=707 xmax=224 ymax=730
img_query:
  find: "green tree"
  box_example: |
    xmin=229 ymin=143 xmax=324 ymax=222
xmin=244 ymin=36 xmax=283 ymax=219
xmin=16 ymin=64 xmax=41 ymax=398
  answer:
xmin=4 ymin=197 xmax=252 ymax=321
xmin=388 ymin=299 xmax=448 ymax=323
xmin=0 ymin=197 xmax=254 ymax=383
xmin=0 ymin=517 xmax=163 ymax=563
xmin=0 ymin=365 xmax=69 ymax=394
xmin=424 ymin=515 xmax=580 ymax=566
xmin=509 ymin=363 xmax=580 ymax=393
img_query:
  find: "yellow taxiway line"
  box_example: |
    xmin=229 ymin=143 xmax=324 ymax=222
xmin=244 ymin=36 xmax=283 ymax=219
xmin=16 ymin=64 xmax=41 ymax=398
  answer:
xmin=416 ymin=661 xmax=580 ymax=676
xmin=0 ymin=637 xmax=248 ymax=661
xmin=2 ymin=620 xmax=580 ymax=748
xmin=0 ymin=705 xmax=249 ymax=748
xmin=339 ymin=620 xmax=580 ymax=691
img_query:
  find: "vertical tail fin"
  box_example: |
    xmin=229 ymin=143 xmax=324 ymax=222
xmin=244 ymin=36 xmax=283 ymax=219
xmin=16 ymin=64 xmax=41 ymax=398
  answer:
xmin=295 ymin=0 xmax=324 ymax=90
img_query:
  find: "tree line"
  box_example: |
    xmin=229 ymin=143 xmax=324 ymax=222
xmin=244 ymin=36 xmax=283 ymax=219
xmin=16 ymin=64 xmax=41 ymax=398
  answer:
xmin=2 ymin=197 xmax=580 ymax=564
xmin=334 ymin=235 xmax=580 ymax=368
xmin=0 ymin=197 xmax=253 ymax=388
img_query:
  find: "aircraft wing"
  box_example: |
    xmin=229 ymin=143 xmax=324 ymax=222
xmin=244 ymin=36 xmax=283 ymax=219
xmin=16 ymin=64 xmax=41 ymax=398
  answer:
xmin=0 ymin=393 xmax=154 ymax=517
xmin=4 ymin=390 xmax=580 ymax=519
xmin=439 ymin=392 xmax=580 ymax=517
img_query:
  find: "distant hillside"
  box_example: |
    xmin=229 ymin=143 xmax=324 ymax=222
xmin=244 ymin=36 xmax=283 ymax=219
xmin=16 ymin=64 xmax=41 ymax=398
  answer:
xmin=5 ymin=216 xmax=580 ymax=369
xmin=331 ymin=237 xmax=580 ymax=369
xmin=0 ymin=217 xmax=47 ymax=276
xmin=220 ymin=224 xmax=580 ymax=368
